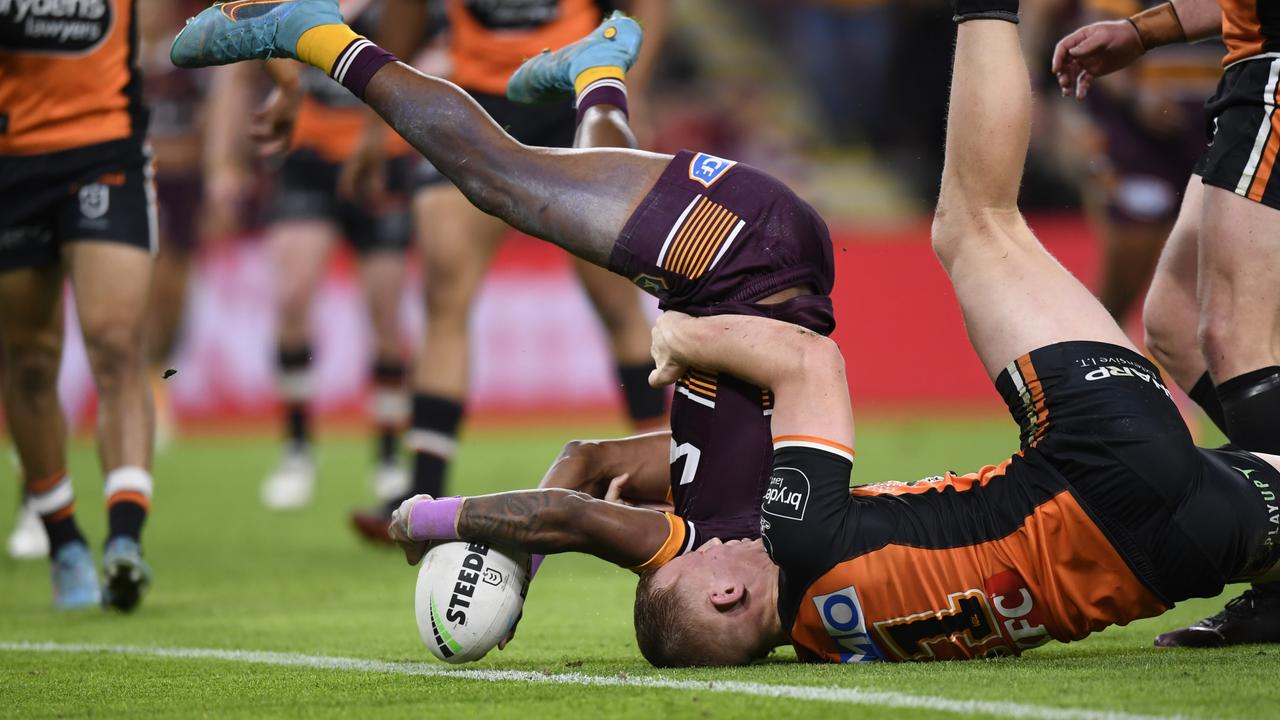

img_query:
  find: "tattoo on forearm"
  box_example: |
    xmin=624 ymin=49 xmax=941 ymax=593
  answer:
xmin=457 ymin=492 xmax=564 ymax=548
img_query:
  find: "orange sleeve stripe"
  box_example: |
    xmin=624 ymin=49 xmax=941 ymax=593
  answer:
xmin=773 ymin=435 xmax=855 ymax=460
xmin=630 ymin=513 xmax=686 ymax=574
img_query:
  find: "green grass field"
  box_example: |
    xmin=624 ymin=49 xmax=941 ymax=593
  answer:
xmin=1 ymin=415 xmax=1272 ymax=720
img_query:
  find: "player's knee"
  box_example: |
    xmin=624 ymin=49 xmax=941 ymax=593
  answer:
xmin=1198 ymin=309 xmax=1239 ymax=373
xmin=1141 ymin=300 xmax=1187 ymax=372
xmin=4 ymin=336 xmax=61 ymax=395
xmin=82 ymin=322 xmax=143 ymax=391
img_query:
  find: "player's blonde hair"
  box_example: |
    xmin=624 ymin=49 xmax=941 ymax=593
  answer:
xmin=632 ymin=571 xmax=760 ymax=667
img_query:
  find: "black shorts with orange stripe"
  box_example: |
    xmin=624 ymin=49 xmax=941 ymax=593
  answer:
xmin=1194 ymin=56 xmax=1280 ymax=209
xmin=607 ymin=150 xmax=837 ymax=332
xmin=997 ymin=341 xmax=1280 ymax=602
xmin=0 ymin=139 xmax=155 ymax=271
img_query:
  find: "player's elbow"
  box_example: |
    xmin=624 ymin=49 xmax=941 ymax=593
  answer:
xmin=779 ymin=333 xmax=845 ymax=392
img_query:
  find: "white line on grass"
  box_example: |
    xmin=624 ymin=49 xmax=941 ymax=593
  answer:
xmin=1 ymin=641 xmax=1180 ymax=720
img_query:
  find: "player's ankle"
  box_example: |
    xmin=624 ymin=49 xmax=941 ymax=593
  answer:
xmin=297 ymin=24 xmax=397 ymax=99
xmin=574 ymin=67 xmax=628 ymax=125
xmin=952 ymin=0 xmax=1019 ymax=23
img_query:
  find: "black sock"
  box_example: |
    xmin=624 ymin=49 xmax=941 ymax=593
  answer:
xmin=617 ymin=362 xmax=667 ymax=429
xmin=372 ymin=360 xmax=407 ymax=464
xmin=278 ymin=346 xmax=312 ymax=450
xmin=107 ymin=502 xmax=147 ymax=543
xmin=1189 ymin=372 xmax=1228 ymax=434
xmin=953 ymin=0 xmax=1019 ymax=23
xmin=45 ymin=515 xmax=85 ymax=553
xmin=27 ymin=472 xmax=85 ymax=554
xmin=1217 ymin=366 xmax=1280 ymax=454
xmin=396 ymin=393 xmax=464 ymax=511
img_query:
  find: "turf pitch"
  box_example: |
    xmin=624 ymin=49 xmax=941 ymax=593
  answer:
xmin=1 ymin=415 xmax=1272 ymax=719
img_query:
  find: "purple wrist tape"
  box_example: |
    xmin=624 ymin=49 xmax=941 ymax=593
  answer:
xmin=408 ymin=496 xmax=463 ymax=540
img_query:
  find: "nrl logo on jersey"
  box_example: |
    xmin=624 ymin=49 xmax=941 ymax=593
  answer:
xmin=688 ymin=153 xmax=737 ymax=188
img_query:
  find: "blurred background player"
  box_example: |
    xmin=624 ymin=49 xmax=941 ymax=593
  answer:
xmin=1058 ymin=0 xmax=1219 ymax=325
xmin=0 ymin=0 xmax=156 ymax=610
xmin=346 ymin=0 xmax=672 ymax=537
xmin=139 ymin=0 xmax=214 ymax=445
xmin=1055 ymin=0 xmax=1280 ymax=646
xmin=5 ymin=0 xmax=214 ymax=559
xmin=208 ymin=1 xmax=417 ymax=511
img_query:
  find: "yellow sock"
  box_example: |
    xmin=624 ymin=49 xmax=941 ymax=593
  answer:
xmin=297 ymin=23 xmax=361 ymax=73
xmin=573 ymin=66 xmax=625 ymax=95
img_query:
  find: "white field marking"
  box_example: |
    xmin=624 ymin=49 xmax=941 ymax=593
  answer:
xmin=0 ymin=641 xmax=1183 ymax=720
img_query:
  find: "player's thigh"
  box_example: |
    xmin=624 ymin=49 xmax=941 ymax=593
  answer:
xmin=414 ymin=184 xmax=506 ymax=322
xmin=65 ymin=242 xmax=154 ymax=358
xmin=1142 ymin=176 xmax=1205 ymax=390
xmin=268 ymin=219 xmax=341 ymax=308
xmin=1198 ymin=185 xmax=1280 ymax=376
xmin=935 ymin=213 xmax=1136 ymax=380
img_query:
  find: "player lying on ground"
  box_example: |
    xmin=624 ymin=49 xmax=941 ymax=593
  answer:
xmin=171 ymin=2 xmax=836 ymax=576
xmin=399 ymin=0 xmax=1280 ymax=667
xmin=606 ymin=3 xmax=1280 ymax=665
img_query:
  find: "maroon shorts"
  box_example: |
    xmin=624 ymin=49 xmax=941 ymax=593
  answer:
xmin=609 ymin=150 xmax=836 ymax=334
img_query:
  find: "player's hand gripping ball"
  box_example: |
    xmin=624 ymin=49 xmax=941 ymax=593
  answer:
xmin=415 ymin=542 xmax=529 ymax=663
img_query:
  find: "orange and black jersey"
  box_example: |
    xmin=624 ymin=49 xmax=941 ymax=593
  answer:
xmin=768 ymin=341 xmax=1280 ymax=663
xmin=767 ymin=445 xmax=1167 ymax=662
xmin=448 ymin=0 xmax=607 ymax=95
xmin=1221 ymin=0 xmax=1280 ymax=66
xmin=0 ymin=0 xmax=147 ymax=156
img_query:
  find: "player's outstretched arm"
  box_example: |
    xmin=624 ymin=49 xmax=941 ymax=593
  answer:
xmin=648 ymin=313 xmax=853 ymax=453
xmin=538 ymin=432 xmax=673 ymax=507
xmin=1051 ymin=0 xmax=1221 ymax=99
xmin=389 ymin=490 xmax=674 ymax=569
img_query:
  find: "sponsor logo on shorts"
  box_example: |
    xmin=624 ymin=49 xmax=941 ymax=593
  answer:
xmin=631 ymin=273 xmax=668 ymax=295
xmin=811 ymin=585 xmax=882 ymax=662
xmin=78 ymin=182 xmax=109 ymax=220
xmin=1078 ymin=357 xmax=1172 ymax=399
xmin=687 ymin=152 xmax=737 ymax=188
xmin=763 ymin=467 xmax=809 ymax=521
xmin=1237 ymin=466 xmax=1280 ymax=550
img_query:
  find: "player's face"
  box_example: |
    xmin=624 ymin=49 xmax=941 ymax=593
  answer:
xmin=650 ymin=538 xmax=774 ymax=661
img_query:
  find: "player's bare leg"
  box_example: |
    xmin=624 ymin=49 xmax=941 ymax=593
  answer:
xmin=66 ymin=241 xmax=156 ymax=611
xmin=1142 ymin=177 xmax=1223 ymax=427
xmin=934 ymin=12 xmax=1134 ymax=379
xmin=356 ymin=248 xmax=410 ymax=502
xmin=569 ymin=103 xmax=667 ymax=431
xmin=1150 ymin=181 xmax=1280 ymax=648
xmin=0 ymin=265 xmax=100 ymax=607
xmin=146 ymin=242 xmax=192 ymax=445
xmin=262 ymin=219 xmax=339 ymax=510
xmin=173 ymin=5 xmax=667 ymax=268
xmin=1096 ymin=216 xmax=1172 ymax=324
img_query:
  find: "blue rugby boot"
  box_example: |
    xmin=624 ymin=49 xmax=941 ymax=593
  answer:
xmin=51 ymin=541 xmax=101 ymax=610
xmin=506 ymin=10 xmax=642 ymax=104
xmin=170 ymin=0 xmax=342 ymax=68
xmin=102 ymin=536 xmax=151 ymax=613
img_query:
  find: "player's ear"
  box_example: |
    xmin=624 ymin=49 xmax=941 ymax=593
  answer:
xmin=709 ymin=581 xmax=744 ymax=610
